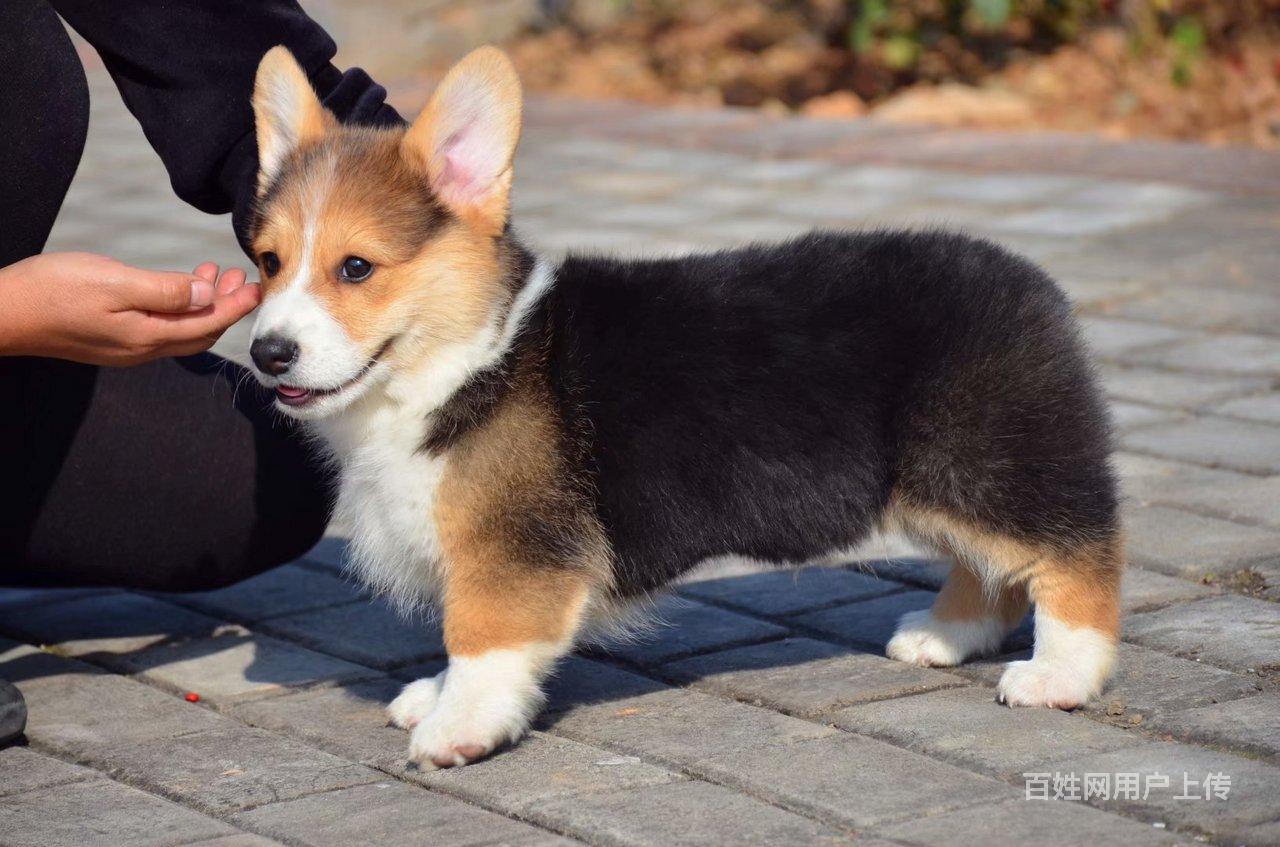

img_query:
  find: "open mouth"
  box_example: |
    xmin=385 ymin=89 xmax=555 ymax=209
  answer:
xmin=273 ymin=338 xmax=395 ymax=408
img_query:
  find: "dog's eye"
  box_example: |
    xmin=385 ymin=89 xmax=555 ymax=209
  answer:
xmin=261 ymin=252 xmax=280 ymax=277
xmin=339 ymin=256 xmax=374 ymax=282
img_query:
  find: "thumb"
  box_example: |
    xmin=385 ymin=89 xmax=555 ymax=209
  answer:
xmin=114 ymin=270 xmax=215 ymax=313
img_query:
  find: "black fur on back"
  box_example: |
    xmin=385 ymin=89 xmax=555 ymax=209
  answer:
xmin=540 ymin=230 xmax=1116 ymax=598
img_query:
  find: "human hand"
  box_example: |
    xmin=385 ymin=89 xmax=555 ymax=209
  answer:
xmin=0 ymin=252 xmax=261 ymax=366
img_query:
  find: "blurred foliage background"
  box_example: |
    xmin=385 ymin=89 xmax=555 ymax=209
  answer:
xmin=487 ymin=0 xmax=1279 ymax=147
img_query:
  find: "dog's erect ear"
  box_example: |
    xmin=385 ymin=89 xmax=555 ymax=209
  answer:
xmin=253 ymin=46 xmax=328 ymax=193
xmin=403 ymin=46 xmax=522 ymax=234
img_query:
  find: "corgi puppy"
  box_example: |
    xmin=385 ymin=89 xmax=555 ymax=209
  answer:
xmin=245 ymin=45 xmax=1121 ymax=768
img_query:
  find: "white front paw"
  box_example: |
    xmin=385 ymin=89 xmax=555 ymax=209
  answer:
xmin=997 ymin=659 xmax=1097 ymax=710
xmin=407 ymin=694 xmax=531 ymax=769
xmin=885 ymin=609 xmax=1003 ymax=668
xmin=387 ymin=674 xmax=444 ymax=730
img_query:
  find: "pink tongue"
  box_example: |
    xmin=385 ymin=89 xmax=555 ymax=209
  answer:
xmin=277 ymin=385 xmax=310 ymax=398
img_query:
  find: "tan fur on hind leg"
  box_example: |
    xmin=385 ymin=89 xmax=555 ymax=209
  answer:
xmin=888 ymin=564 xmax=1029 ymax=667
xmin=884 ymin=498 xmax=1121 ymax=707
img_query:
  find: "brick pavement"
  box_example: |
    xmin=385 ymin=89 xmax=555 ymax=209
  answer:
xmin=2 ymin=56 xmax=1279 ymax=847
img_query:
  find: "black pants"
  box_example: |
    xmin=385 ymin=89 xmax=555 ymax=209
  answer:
xmin=0 ymin=2 xmax=330 ymax=591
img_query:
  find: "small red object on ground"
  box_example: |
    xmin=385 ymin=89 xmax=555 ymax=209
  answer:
xmin=185 ymin=692 xmax=200 ymax=703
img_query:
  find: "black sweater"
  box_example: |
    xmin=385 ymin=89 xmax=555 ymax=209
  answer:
xmin=20 ymin=0 xmax=404 ymax=253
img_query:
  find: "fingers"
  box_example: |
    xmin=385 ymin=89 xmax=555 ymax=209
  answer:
xmin=216 ymin=267 xmax=247 ymax=295
xmin=193 ymin=262 xmax=220 ymax=284
xmin=114 ymin=269 xmax=215 ymax=313
xmin=142 ymin=281 xmax=261 ymax=348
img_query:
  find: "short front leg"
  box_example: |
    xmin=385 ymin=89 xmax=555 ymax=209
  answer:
xmin=406 ymin=568 xmax=589 ymax=768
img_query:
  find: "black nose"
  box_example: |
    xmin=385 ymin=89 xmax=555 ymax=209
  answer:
xmin=250 ymin=334 xmax=298 ymax=376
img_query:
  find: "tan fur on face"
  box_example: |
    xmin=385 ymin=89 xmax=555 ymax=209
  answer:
xmin=251 ymin=128 xmax=509 ymax=371
xmin=887 ymin=496 xmax=1122 ymax=636
xmin=249 ymin=45 xmax=524 ymax=376
xmin=434 ymin=372 xmax=611 ymax=657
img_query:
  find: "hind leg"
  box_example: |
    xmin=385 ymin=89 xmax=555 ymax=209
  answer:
xmin=997 ymin=541 xmax=1121 ymax=709
xmin=889 ymin=502 xmax=1120 ymax=707
xmin=887 ymin=564 xmax=1028 ymax=667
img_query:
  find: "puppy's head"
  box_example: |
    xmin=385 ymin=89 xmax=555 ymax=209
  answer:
xmin=247 ymin=45 xmax=522 ymax=418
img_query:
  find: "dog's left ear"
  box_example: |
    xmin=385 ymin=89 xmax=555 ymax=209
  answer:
xmin=404 ymin=46 xmax=522 ymax=235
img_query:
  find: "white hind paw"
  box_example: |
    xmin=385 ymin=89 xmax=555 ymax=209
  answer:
xmin=886 ymin=609 xmax=1004 ymax=668
xmin=387 ymin=674 xmax=444 ymax=730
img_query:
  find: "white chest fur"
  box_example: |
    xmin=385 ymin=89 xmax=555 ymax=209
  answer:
xmin=314 ymin=398 xmax=449 ymax=612
xmin=305 ymin=259 xmax=557 ymax=612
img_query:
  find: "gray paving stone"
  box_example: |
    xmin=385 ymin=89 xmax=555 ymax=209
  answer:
xmin=733 ymin=157 xmax=834 ymax=183
xmin=388 ymin=657 xmax=450 ymax=682
xmin=597 ymin=596 xmax=787 ymax=666
xmin=826 ymin=164 xmax=960 ymax=192
xmin=1110 ymin=286 xmax=1280 ymax=336
xmin=259 ymin=600 xmax=445 ymax=670
xmin=232 ymin=678 xmax=408 ymax=765
xmin=830 ymin=687 xmax=1145 ymax=778
xmin=0 ymin=587 xmax=114 ymax=612
xmin=1125 ymin=595 xmax=1280 ymax=676
xmin=691 ymin=216 xmax=812 ymax=244
xmin=679 ymin=567 xmax=903 ymax=617
xmin=1123 ymin=504 xmax=1280 ymax=579
xmin=675 ymin=182 xmax=770 ymax=211
xmin=1127 ymin=334 xmax=1280 ymax=376
xmin=543 ymin=685 xmax=838 ymax=770
xmin=789 ymin=590 xmax=938 ymax=649
xmin=15 ymin=653 xmax=380 ymax=813
xmin=393 ymin=731 xmax=682 ymax=813
xmin=953 ymin=642 xmax=1265 ymax=721
xmin=1121 ymin=568 xmax=1219 ymax=613
xmin=300 ymin=536 xmax=351 ymax=574
xmin=0 ymin=778 xmax=237 ymax=847
xmin=543 ymin=656 xmax=671 ymax=714
xmin=1219 ymin=392 xmax=1280 ymax=424
xmin=696 ymin=732 xmax=1016 ymax=829
xmin=1099 ymin=365 xmax=1269 ymax=410
xmin=0 ymin=747 xmax=97 ymax=797
xmin=593 ymin=202 xmax=717 ymax=228
xmin=874 ymin=797 xmax=1191 ymax=846
xmin=168 ymin=564 xmax=365 ymax=623
xmin=925 ymin=172 xmax=1086 ymax=204
xmin=993 ymin=205 xmax=1164 ymax=236
xmin=1051 ymin=742 xmax=1280 ymax=840
xmin=1113 ymin=452 xmax=1253 ymax=507
xmin=659 ymin=637 xmax=965 ymax=717
xmin=184 ymin=836 xmax=283 ymax=847
xmin=1063 ymin=180 xmax=1214 ymax=212
xmin=1110 ymin=401 xmax=1185 ymax=431
xmin=233 ymin=781 xmax=571 ymax=847
xmin=1144 ymin=693 xmax=1280 ymax=760
xmin=0 ymin=592 xmax=220 ymax=662
xmin=1123 ymin=416 xmax=1280 ymax=474
xmin=772 ymin=191 xmax=898 ymax=221
xmin=1239 ymin=819 xmax=1280 ymax=846
xmin=1141 ymin=472 xmax=1280 ymax=529
xmin=1079 ymin=317 xmax=1189 ymax=359
xmin=523 ymin=779 xmax=854 ymax=847
xmin=120 ymin=627 xmax=376 ymax=705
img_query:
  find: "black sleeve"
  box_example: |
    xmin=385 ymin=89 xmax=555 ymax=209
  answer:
xmin=49 ymin=0 xmax=404 ymax=251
